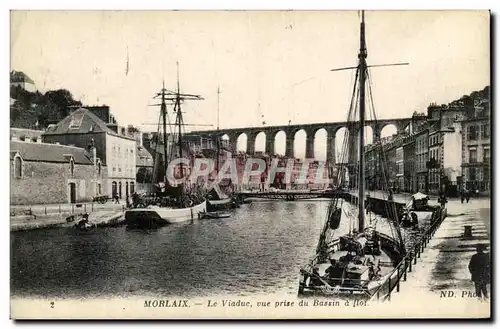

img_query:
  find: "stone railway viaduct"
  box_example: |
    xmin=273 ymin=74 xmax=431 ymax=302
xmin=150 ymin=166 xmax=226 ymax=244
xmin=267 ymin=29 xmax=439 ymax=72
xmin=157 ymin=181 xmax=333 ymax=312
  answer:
xmin=187 ymin=116 xmax=426 ymax=163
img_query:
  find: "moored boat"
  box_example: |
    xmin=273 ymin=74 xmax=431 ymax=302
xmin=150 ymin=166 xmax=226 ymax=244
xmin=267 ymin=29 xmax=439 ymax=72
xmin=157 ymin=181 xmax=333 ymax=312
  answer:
xmin=125 ymin=201 xmax=207 ymax=228
xmin=124 ymin=64 xmax=207 ymax=229
xmin=202 ymin=210 xmax=232 ymax=219
xmin=298 ymin=11 xmax=407 ymax=300
xmin=206 ymin=185 xmax=236 ymax=211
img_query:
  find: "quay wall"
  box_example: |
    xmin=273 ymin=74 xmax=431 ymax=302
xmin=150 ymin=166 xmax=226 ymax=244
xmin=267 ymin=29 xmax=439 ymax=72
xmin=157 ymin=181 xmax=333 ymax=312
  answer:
xmin=10 ymin=209 xmax=124 ymax=232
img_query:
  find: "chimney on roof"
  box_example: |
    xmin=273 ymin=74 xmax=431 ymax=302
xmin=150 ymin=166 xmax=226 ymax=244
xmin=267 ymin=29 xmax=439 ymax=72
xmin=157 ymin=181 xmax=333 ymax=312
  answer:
xmin=107 ymin=123 xmax=118 ymax=133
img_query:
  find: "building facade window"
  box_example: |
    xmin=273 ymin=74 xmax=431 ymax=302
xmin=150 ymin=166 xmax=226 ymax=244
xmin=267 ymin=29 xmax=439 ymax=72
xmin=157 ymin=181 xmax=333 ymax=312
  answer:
xmin=481 ymin=124 xmax=490 ymax=139
xmin=14 ymin=156 xmax=22 ymax=179
xmin=469 ymin=149 xmax=477 ymax=163
xmin=483 ymin=147 xmax=490 ymax=163
xmin=468 ymin=168 xmax=477 ymax=181
xmin=468 ymin=125 xmax=478 ymax=141
xmin=98 ymin=161 xmax=102 ymax=176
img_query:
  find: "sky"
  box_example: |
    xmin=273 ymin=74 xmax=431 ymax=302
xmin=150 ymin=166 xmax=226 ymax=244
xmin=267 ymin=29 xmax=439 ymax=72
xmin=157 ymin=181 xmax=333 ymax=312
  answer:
xmin=10 ymin=10 xmax=490 ymax=159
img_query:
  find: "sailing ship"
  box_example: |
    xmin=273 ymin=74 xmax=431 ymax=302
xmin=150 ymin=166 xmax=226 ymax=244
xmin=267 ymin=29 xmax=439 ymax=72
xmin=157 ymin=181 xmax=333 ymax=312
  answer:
xmin=124 ymin=65 xmax=207 ymax=228
xmin=206 ymin=86 xmax=237 ymax=212
xmin=297 ymin=11 xmax=407 ymax=299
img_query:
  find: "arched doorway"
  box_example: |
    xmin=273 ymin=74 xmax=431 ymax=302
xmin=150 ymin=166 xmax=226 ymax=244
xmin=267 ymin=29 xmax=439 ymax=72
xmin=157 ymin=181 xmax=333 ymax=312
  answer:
xmin=118 ymin=182 xmax=122 ymax=199
xmin=68 ymin=182 xmax=76 ymax=203
xmin=112 ymin=181 xmax=117 ymax=198
xmin=14 ymin=156 xmax=22 ymax=178
xmin=126 ymin=182 xmax=129 ymax=198
xmin=130 ymin=182 xmax=135 ymax=195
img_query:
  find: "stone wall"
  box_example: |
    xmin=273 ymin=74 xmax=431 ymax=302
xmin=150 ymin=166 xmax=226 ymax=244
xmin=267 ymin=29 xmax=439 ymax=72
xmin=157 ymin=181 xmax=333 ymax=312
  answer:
xmin=10 ymin=160 xmax=107 ymax=205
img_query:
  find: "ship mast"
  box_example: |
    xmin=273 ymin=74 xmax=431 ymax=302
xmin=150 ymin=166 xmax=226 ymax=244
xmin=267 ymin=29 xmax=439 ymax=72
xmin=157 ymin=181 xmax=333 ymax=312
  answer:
xmin=174 ymin=62 xmax=185 ymax=204
xmin=161 ymin=81 xmax=169 ymax=187
xmin=148 ymin=65 xmax=206 ymax=194
xmin=358 ymin=10 xmax=367 ymax=231
xmin=216 ymin=85 xmax=221 ymax=173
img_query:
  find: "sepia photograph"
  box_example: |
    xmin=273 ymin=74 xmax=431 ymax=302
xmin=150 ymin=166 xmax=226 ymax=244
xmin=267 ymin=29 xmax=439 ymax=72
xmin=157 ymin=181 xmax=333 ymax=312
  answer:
xmin=8 ymin=9 xmax=491 ymax=319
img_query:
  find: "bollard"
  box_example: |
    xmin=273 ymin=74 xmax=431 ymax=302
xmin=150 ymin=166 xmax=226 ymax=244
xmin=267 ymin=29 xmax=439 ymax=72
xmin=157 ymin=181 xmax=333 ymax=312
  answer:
xmin=404 ymin=260 xmax=408 ymax=281
xmin=463 ymin=225 xmax=473 ymax=238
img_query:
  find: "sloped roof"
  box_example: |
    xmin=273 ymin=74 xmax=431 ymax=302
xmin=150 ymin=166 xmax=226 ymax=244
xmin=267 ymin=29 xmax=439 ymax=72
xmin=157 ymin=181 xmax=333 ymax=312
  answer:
xmin=43 ymin=107 xmax=134 ymax=140
xmin=10 ymin=140 xmax=93 ymax=165
xmin=136 ymin=146 xmax=153 ymax=167
xmin=10 ymin=71 xmax=35 ymax=84
xmin=11 ymin=128 xmax=44 ymax=140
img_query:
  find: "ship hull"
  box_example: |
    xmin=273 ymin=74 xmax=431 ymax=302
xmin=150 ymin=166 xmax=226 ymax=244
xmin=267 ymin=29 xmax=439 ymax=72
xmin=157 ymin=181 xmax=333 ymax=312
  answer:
xmin=207 ymin=198 xmax=235 ymax=211
xmin=124 ymin=201 xmax=207 ymax=228
xmin=298 ymin=232 xmax=404 ymax=300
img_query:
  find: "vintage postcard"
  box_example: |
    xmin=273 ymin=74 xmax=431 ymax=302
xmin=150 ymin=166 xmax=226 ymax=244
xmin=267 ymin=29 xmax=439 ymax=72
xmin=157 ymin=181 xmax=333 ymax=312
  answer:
xmin=9 ymin=10 xmax=491 ymax=319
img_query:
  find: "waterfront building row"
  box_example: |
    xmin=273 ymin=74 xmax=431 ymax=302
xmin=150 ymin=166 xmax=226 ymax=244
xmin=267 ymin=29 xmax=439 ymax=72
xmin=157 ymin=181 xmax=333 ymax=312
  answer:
xmin=362 ymin=86 xmax=490 ymax=196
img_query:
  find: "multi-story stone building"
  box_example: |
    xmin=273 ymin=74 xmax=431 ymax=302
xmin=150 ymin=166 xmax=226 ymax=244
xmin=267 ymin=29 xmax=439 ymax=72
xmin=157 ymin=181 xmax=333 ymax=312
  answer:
xmin=10 ymin=139 xmax=105 ymax=205
xmin=364 ymin=143 xmax=379 ymax=191
xmin=414 ymin=124 xmax=429 ymax=193
xmin=133 ymin=132 xmax=155 ymax=194
xmin=427 ymin=102 xmax=466 ymax=196
xmin=395 ymin=146 xmax=404 ymax=191
xmin=42 ymin=107 xmax=136 ymax=200
xmin=461 ymin=92 xmax=490 ymax=195
xmin=10 ymin=70 xmax=36 ymax=93
xmin=427 ymin=121 xmax=441 ymax=194
xmin=402 ymin=134 xmax=416 ymax=193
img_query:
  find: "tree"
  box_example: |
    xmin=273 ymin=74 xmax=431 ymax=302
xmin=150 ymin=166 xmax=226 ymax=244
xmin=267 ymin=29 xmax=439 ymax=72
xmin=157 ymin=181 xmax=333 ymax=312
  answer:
xmin=44 ymin=89 xmax=81 ymax=118
xmin=9 ymin=87 xmax=82 ymax=129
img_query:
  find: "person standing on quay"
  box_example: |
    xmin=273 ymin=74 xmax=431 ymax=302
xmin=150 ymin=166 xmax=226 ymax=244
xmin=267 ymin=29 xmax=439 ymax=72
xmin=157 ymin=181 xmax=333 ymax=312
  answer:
xmin=468 ymin=244 xmax=490 ymax=300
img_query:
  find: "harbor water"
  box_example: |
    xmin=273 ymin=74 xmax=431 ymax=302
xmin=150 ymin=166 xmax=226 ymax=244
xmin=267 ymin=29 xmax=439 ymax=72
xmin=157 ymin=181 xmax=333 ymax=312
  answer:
xmin=11 ymin=200 xmax=425 ymax=299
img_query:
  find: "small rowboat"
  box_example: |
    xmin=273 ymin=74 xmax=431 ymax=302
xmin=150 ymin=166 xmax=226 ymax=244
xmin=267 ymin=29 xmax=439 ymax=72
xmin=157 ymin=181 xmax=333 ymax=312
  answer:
xmin=202 ymin=211 xmax=232 ymax=219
